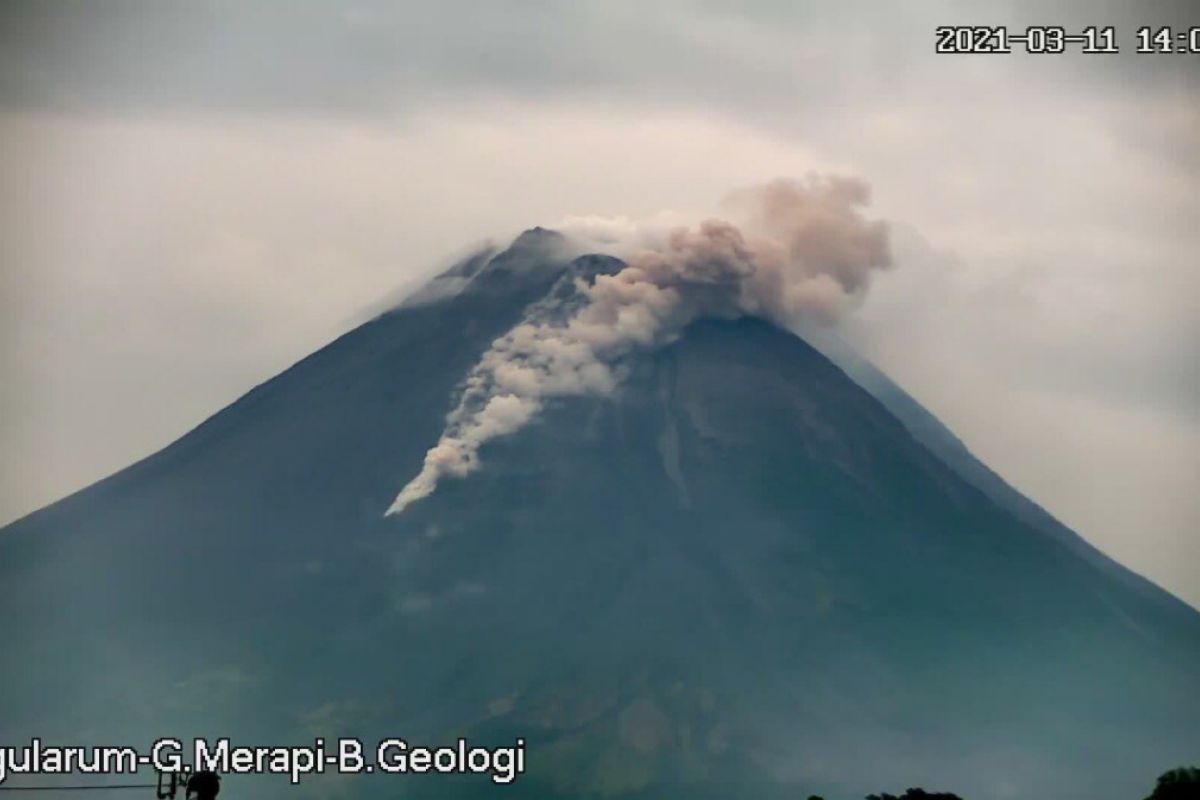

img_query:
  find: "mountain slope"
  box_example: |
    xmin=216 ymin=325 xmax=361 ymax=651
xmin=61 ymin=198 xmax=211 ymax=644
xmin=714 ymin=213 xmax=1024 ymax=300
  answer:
xmin=1 ymin=232 xmax=1197 ymax=800
xmin=815 ymin=335 xmax=1200 ymax=644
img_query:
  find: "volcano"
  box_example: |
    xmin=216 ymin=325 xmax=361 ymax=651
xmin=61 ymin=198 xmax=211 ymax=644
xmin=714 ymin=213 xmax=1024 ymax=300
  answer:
xmin=1 ymin=230 xmax=1197 ymax=800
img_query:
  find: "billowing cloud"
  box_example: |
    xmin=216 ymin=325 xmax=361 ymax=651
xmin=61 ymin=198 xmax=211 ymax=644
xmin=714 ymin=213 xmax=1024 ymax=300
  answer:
xmin=387 ymin=176 xmax=891 ymax=514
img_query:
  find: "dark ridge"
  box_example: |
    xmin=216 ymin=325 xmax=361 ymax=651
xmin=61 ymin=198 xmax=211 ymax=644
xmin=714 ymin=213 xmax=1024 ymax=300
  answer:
xmin=1 ymin=235 xmax=1197 ymax=800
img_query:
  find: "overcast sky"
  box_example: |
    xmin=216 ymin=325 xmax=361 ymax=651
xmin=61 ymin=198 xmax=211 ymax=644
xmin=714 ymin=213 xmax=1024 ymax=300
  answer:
xmin=1 ymin=1 xmax=1196 ymax=606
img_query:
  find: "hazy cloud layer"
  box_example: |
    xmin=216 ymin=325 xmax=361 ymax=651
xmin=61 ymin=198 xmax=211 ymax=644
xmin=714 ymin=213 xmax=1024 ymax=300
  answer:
xmin=1 ymin=1 xmax=1194 ymax=118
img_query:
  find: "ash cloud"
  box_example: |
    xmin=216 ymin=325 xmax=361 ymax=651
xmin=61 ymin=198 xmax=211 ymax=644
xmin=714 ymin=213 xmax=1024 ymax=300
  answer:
xmin=387 ymin=175 xmax=892 ymax=515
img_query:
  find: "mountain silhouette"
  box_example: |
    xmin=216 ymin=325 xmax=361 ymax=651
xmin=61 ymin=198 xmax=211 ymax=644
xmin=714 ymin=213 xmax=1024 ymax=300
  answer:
xmin=1 ymin=230 xmax=1197 ymax=799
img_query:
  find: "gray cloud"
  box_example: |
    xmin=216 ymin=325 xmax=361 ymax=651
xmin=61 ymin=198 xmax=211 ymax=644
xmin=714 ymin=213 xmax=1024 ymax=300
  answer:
xmin=2 ymin=1 xmax=1193 ymax=120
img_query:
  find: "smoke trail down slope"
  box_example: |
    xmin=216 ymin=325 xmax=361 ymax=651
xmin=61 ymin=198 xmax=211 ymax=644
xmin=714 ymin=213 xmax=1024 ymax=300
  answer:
xmin=387 ymin=175 xmax=892 ymax=514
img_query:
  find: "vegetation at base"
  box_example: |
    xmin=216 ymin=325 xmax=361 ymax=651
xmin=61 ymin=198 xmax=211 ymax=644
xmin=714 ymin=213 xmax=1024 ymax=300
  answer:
xmin=804 ymin=790 xmax=962 ymax=800
xmin=803 ymin=766 xmax=1200 ymax=800
xmin=1144 ymin=767 xmax=1200 ymax=800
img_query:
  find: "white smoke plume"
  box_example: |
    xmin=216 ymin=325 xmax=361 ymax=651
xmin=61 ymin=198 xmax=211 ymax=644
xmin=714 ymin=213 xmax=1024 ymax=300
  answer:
xmin=386 ymin=175 xmax=891 ymax=515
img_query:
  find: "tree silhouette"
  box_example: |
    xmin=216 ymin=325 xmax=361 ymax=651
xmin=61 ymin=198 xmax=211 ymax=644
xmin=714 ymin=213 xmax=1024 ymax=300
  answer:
xmin=1145 ymin=767 xmax=1200 ymax=800
xmin=866 ymin=790 xmax=964 ymax=800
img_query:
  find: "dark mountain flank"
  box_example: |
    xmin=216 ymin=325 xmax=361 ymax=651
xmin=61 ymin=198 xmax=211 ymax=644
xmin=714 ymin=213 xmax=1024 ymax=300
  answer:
xmin=2 ymin=232 xmax=1197 ymax=799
